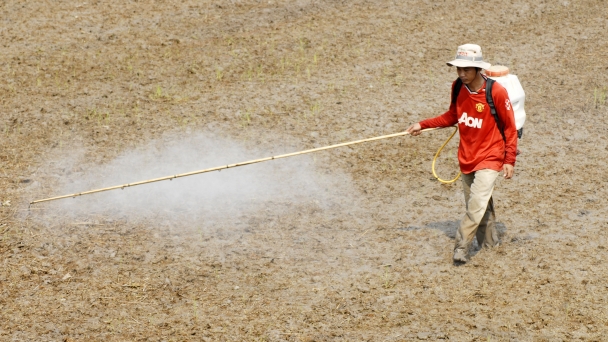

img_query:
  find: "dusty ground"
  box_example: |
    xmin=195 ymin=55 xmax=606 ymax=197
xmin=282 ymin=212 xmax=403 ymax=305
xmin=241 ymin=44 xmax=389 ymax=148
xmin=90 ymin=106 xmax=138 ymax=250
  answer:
xmin=2 ymin=0 xmax=608 ymax=340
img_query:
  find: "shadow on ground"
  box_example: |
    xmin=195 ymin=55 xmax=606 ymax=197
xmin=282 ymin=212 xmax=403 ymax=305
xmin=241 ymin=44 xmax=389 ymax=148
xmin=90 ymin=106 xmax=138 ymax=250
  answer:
xmin=399 ymin=220 xmax=508 ymax=246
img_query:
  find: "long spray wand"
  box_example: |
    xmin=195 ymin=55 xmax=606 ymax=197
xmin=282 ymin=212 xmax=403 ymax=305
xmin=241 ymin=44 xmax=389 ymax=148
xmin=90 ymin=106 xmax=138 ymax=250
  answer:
xmin=30 ymin=126 xmax=458 ymax=205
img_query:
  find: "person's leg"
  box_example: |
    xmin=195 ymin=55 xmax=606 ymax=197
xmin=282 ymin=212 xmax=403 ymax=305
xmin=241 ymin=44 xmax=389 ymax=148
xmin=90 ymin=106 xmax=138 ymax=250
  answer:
xmin=454 ymin=169 xmax=499 ymax=262
xmin=454 ymin=173 xmax=474 ymax=261
xmin=475 ymin=197 xmax=499 ymax=248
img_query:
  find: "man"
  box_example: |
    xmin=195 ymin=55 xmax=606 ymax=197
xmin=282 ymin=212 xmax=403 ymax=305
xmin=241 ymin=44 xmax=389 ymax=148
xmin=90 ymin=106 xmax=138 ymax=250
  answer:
xmin=406 ymin=44 xmax=517 ymax=263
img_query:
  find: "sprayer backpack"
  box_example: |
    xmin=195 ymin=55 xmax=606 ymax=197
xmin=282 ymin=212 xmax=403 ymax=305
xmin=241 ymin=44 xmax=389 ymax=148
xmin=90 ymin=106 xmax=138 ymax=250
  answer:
xmin=451 ymin=78 xmax=524 ymax=141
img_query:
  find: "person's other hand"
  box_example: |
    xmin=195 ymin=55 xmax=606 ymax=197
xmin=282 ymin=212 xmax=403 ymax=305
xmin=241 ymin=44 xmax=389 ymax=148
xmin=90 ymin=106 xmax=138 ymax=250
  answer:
xmin=406 ymin=123 xmax=422 ymax=136
xmin=503 ymin=164 xmax=514 ymax=179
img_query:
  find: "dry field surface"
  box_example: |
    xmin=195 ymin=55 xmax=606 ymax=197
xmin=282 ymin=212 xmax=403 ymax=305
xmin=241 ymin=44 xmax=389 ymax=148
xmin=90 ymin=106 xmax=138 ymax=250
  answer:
xmin=1 ymin=0 xmax=608 ymax=341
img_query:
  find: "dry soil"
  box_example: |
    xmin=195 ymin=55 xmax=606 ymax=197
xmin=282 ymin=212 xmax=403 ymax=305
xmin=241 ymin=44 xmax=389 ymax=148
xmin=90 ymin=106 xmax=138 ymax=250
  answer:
xmin=1 ymin=0 xmax=608 ymax=341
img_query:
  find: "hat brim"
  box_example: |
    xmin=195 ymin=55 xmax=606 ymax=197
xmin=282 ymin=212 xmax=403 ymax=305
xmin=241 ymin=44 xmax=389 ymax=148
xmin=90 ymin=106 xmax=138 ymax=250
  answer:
xmin=446 ymin=59 xmax=491 ymax=70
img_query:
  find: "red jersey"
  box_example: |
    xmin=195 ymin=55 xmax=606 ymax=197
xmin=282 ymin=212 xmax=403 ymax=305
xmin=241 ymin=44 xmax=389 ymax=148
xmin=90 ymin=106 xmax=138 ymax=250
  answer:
xmin=419 ymin=77 xmax=517 ymax=174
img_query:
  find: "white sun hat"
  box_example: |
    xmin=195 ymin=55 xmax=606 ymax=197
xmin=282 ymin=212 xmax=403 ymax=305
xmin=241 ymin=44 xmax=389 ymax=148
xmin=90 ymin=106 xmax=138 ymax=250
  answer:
xmin=446 ymin=44 xmax=491 ymax=70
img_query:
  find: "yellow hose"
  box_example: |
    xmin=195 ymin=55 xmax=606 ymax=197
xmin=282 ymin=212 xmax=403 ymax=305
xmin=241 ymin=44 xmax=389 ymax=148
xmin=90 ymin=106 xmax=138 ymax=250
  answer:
xmin=432 ymin=126 xmax=461 ymax=184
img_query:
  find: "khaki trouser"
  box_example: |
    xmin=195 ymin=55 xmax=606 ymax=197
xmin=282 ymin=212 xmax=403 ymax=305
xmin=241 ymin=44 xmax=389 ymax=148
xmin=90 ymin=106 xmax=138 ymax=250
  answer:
xmin=454 ymin=169 xmax=500 ymax=253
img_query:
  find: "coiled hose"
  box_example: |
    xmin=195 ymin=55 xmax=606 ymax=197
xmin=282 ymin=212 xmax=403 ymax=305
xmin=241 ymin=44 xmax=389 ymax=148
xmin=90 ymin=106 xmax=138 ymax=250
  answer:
xmin=432 ymin=126 xmax=461 ymax=184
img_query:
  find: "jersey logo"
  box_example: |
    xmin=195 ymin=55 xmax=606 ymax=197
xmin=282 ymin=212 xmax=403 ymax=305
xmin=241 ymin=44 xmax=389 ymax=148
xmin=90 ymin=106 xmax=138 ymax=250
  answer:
xmin=505 ymin=99 xmax=511 ymax=111
xmin=475 ymin=103 xmax=485 ymax=112
xmin=458 ymin=112 xmax=483 ymax=129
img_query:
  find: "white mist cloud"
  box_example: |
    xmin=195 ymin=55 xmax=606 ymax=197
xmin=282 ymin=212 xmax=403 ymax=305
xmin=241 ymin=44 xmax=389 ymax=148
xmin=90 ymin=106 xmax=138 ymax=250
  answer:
xmin=38 ymin=132 xmax=355 ymax=229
